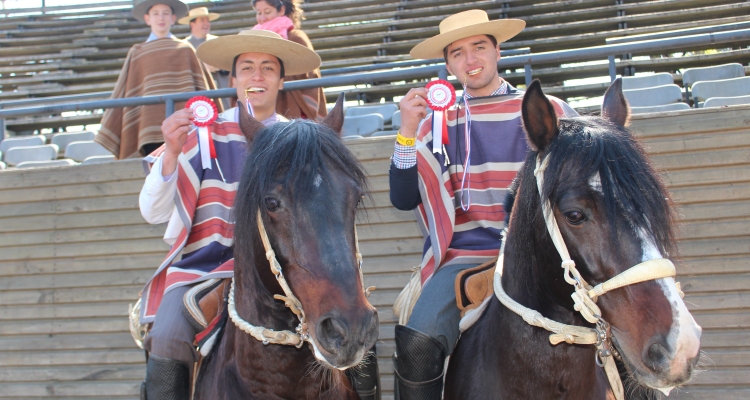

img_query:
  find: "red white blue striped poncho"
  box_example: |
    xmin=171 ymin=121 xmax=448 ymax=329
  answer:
xmin=138 ymin=109 xmax=282 ymax=323
xmin=414 ymin=90 xmax=577 ymax=285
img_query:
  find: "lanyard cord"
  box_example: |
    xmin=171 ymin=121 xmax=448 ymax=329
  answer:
xmin=459 ymin=81 xmax=473 ymax=211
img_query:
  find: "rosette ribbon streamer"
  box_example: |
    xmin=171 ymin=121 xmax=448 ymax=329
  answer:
xmin=425 ymin=80 xmax=456 ymax=155
xmin=186 ymin=97 xmax=224 ymax=180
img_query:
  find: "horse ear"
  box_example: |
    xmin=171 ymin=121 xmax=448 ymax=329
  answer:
xmin=602 ymin=77 xmax=631 ymax=127
xmin=238 ymin=102 xmax=265 ymax=143
xmin=321 ymin=92 xmax=345 ymax=136
xmin=522 ymin=79 xmax=558 ymax=152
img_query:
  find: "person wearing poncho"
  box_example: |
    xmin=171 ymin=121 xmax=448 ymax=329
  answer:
xmin=389 ymin=10 xmax=579 ymax=399
xmin=95 ymin=0 xmax=219 ymax=159
xmin=135 ymin=30 xmax=318 ymax=399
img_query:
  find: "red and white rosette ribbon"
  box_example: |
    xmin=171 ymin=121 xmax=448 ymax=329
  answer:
xmin=186 ymin=96 xmax=218 ymax=170
xmin=425 ymin=79 xmax=455 ymax=155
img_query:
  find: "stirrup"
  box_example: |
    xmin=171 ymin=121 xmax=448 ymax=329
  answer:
xmin=350 ymin=347 xmax=381 ymax=400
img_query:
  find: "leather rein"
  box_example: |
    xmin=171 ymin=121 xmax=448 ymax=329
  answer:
xmin=228 ymin=210 xmax=371 ymax=348
xmin=493 ymin=154 xmax=683 ymax=400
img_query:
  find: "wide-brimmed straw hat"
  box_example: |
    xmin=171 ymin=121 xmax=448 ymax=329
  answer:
xmin=196 ymin=30 xmax=321 ymax=76
xmin=410 ymin=10 xmax=525 ymax=59
xmin=132 ymin=0 xmax=189 ymax=23
xmin=178 ymin=7 xmax=220 ymax=25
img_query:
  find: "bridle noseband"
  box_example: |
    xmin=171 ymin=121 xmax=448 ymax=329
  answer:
xmin=493 ymin=154 xmax=683 ymax=400
xmin=228 ymin=210 xmax=372 ymax=348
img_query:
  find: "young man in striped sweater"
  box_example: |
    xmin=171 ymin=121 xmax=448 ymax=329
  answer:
xmin=390 ymin=10 xmax=578 ymax=399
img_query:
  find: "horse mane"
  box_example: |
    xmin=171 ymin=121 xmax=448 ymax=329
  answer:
xmin=233 ymin=120 xmax=369 ymax=267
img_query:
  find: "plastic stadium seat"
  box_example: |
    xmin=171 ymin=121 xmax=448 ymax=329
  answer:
xmin=623 ymin=84 xmax=683 ymax=107
xmin=703 ymin=95 xmax=750 ymax=108
xmin=630 ymin=103 xmax=691 ymax=114
xmin=345 ymin=104 xmax=399 ymax=123
xmin=3 ymin=144 xmax=59 ymax=166
xmin=51 ymin=131 xmax=95 ymax=152
xmin=371 ymin=130 xmax=398 ymax=137
xmin=342 ymin=114 xmax=384 ymax=137
xmin=0 ymin=136 xmax=46 ymax=154
xmin=0 ymin=161 xmax=5 ymax=170
xmin=64 ymin=140 xmax=113 ymax=162
xmin=82 ymin=155 xmax=116 ymax=164
xmin=622 ymin=73 xmax=674 ymax=90
xmin=691 ymin=77 xmax=750 ymax=106
xmin=682 ymin=63 xmax=745 ymax=88
xmin=16 ymin=159 xmax=77 ymax=169
xmin=392 ymin=110 xmax=401 ymax=130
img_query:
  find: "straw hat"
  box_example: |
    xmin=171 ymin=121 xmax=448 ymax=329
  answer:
xmin=410 ymin=10 xmax=525 ymax=59
xmin=178 ymin=7 xmax=220 ymax=25
xmin=132 ymin=0 xmax=189 ymax=23
xmin=196 ymin=30 xmax=321 ymax=76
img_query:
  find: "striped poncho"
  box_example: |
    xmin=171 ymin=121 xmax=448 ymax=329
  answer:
xmin=138 ymin=109 xmax=281 ymax=324
xmin=414 ymin=89 xmax=577 ymax=285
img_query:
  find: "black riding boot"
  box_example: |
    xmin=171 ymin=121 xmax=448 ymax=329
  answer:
xmin=350 ymin=346 xmax=382 ymax=400
xmin=393 ymin=325 xmax=447 ymax=400
xmin=140 ymin=355 xmax=191 ymax=400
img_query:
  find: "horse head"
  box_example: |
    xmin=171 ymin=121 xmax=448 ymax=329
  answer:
xmin=518 ymin=79 xmax=701 ymax=394
xmin=232 ymin=94 xmax=378 ymax=369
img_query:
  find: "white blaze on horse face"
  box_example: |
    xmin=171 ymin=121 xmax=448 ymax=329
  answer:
xmin=589 ymin=173 xmax=603 ymax=194
xmin=314 ymin=174 xmax=323 ymax=189
xmin=638 ymin=229 xmax=702 ymax=390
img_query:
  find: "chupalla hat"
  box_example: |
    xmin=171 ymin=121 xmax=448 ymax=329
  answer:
xmin=178 ymin=7 xmax=220 ymax=25
xmin=196 ymin=30 xmax=321 ymax=76
xmin=132 ymin=0 xmax=189 ymax=23
xmin=410 ymin=10 xmax=525 ymax=59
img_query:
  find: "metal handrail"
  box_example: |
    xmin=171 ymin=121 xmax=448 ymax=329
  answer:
xmin=1 ymin=29 xmax=749 ymax=123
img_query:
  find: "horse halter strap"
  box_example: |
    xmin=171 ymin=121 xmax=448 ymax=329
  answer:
xmin=228 ymin=210 xmax=369 ymax=348
xmin=493 ymin=153 xmax=680 ymax=400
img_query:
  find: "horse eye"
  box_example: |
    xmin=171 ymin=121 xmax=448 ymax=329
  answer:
xmin=264 ymin=197 xmax=280 ymax=212
xmin=564 ymin=210 xmax=585 ymax=225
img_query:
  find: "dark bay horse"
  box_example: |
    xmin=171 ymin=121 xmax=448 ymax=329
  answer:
xmin=193 ymin=96 xmax=379 ymax=399
xmin=444 ymin=79 xmax=701 ymax=399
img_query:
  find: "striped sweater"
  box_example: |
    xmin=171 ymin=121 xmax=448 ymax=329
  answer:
xmin=138 ymin=108 xmax=284 ymax=323
xmin=391 ymin=88 xmax=577 ymax=285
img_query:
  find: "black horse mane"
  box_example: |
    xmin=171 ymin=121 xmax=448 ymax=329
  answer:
xmin=233 ymin=120 xmax=369 ymax=266
xmin=512 ymin=116 xmax=677 ymax=259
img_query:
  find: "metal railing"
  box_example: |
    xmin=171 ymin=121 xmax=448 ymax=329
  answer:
xmin=1 ymin=28 xmax=749 ymax=139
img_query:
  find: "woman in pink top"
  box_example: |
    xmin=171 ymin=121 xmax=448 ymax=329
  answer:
xmin=251 ymin=0 xmax=328 ymax=120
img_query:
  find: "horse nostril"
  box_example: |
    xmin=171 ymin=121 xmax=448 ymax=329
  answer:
xmin=318 ymin=317 xmax=348 ymax=351
xmin=644 ymin=340 xmax=670 ymax=373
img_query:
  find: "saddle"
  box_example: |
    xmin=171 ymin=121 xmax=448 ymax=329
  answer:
xmin=183 ymin=278 xmax=230 ymax=355
xmin=455 ymin=258 xmax=497 ymax=318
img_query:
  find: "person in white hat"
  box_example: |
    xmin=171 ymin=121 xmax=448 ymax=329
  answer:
xmin=95 ymin=0 xmax=218 ymax=159
xmin=137 ymin=30 xmax=379 ymax=400
xmin=179 ymin=6 xmax=232 ymax=108
xmin=388 ymin=10 xmax=579 ymax=399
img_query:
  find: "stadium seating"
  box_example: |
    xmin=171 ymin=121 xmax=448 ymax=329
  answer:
xmin=15 ymin=159 xmax=76 ymax=168
xmin=0 ymin=135 xmax=46 ymax=154
xmin=371 ymin=130 xmax=398 ymax=137
xmin=621 ymin=73 xmax=674 ymax=90
xmin=623 ymin=84 xmax=684 ymax=107
xmin=0 ymin=160 xmax=5 ymax=170
xmin=690 ymin=76 xmax=750 ymax=107
xmin=682 ymin=63 xmax=746 ymax=88
xmin=3 ymin=144 xmax=59 ymax=166
xmin=50 ymin=130 xmax=96 ymax=152
xmin=82 ymin=154 xmax=116 ymax=164
xmin=392 ymin=110 xmax=401 ymax=130
xmin=703 ymin=94 xmax=750 ymax=108
xmin=342 ymin=114 xmax=384 ymax=137
xmin=345 ymin=104 xmax=399 ymax=123
xmin=63 ymin=140 xmax=113 ymax=161
xmin=630 ymin=103 xmax=691 ymax=114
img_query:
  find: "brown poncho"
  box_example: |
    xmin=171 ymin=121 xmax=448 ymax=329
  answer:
xmin=96 ymin=38 xmax=217 ymax=159
xmin=276 ymin=29 xmax=328 ymax=121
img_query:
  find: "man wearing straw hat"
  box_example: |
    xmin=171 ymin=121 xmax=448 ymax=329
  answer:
xmin=389 ymin=10 xmax=578 ymax=399
xmin=180 ymin=6 xmax=232 ymax=108
xmin=95 ymin=0 xmax=219 ymax=159
xmin=137 ymin=30 xmax=379 ymax=400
